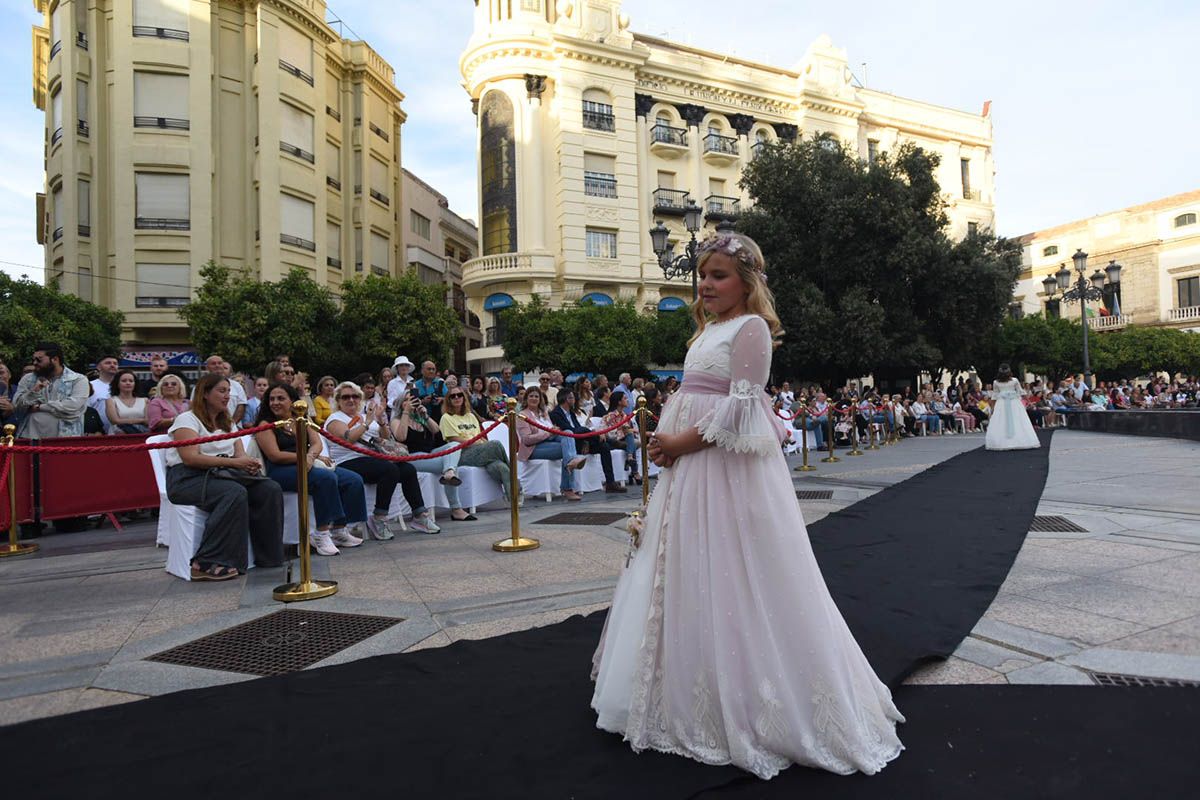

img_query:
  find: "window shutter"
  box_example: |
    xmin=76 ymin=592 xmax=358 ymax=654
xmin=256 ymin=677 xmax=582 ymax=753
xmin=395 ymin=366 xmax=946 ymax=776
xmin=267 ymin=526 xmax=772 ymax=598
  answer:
xmin=369 ymin=157 xmax=388 ymax=191
xmin=582 ymin=88 xmax=609 ymax=104
xmin=325 ymin=75 xmax=339 ymax=110
xmin=326 ymin=141 xmax=340 ymax=181
xmin=52 ymin=185 xmax=63 ymax=228
xmin=51 ymin=2 xmax=64 ymax=45
xmin=136 ymin=263 xmax=189 ymax=300
xmin=133 ymin=0 xmax=189 ymax=31
xmin=656 ymin=170 xmax=674 ymax=189
xmin=76 ymin=79 xmax=87 ymax=123
xmin=134 ymin=72 xmax=188 ymax=120
xmin=135 ymin=173 xmax=189 ymax=221
xmin=52 ymin=89 xmax=62 ymax=131
xmin=77 ymin=179 xmax=90 ymax=226
xmin=584 ymin=153 xmax=615 ymax=174
xmin=278 ymin=24 xmax=312 ymax=72
xmin=370 ymin=232 xmax=389 ymax=270
xmin=78 ymin=267 xmax=92 ymax=303
xmin=280 ymin=102 xmax=314 ymax=152
xmin=326 ymin=222 xmax=340 ymax=261
xmin=280 ymin=194 xmax=314 ymax=241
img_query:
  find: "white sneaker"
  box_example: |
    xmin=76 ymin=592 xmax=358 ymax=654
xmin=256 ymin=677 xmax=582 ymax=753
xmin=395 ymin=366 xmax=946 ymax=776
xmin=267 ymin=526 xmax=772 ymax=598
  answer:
xmin=408 ymin=512 xmax=440 ymax=535
xmin=310 ymin=531 xmax=340 ymax=556
xmin=383 ymin=517 xmax=408 ymax=537
xmin=330 ymin=528 xmax=363 ymax=548
xmin=365 ymin=516 xmax=393 ymax=541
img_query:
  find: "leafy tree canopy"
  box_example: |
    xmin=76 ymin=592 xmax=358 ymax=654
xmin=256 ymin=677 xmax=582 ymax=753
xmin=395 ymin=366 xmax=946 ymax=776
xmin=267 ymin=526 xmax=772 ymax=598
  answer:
xmin=338 ymin=272 xmax=461 ymax=375
xmin=736 ymin=135 xmax=1021 ymax=385
xmin=0 ymin=272 xmax=123 ymax=369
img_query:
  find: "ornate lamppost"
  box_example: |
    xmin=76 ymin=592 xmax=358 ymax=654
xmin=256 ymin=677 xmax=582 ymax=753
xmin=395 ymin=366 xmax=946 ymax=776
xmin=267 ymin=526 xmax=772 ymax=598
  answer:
xmin=649 ymin=200 xmax=703 ymax=301
xmin=1041 ymin=249 xmax=1122 ymax=386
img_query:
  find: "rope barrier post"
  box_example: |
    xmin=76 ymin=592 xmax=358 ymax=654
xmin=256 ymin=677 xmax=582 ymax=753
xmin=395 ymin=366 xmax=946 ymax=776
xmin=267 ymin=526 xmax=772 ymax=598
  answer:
xmin=846 ymin=408 xmax=864 ymax=456
xmin=794 ymin=408 xmax=816 ymax=472
xmin=494 ymin=397 xmax=539 ymax=553
xmin=866 ymin=408 xmax=881 ymax=450
xmin=820 ymin=408 xmax=840 ymax=463
xmin=274 ymin=402 xmax=338 ymax=602
xmin=636 ymin=396 xmax=650 ymax=506
xmin=0 ymin=425 xmax=38 ymax=558
xmin=884 ymin=406 xmax=895 ymax=445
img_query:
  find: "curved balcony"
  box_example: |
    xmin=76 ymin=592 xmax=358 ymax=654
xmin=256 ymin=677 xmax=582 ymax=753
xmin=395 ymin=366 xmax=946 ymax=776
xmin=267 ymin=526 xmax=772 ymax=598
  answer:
xmin=1090 ymin=313 xmax=1132 ymax=331
xmin=462 ymin=252 xmax=556 ymax=291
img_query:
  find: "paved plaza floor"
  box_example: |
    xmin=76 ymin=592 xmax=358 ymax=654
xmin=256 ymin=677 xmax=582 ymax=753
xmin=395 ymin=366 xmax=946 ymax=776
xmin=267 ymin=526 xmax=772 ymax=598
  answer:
xmin=0 ymin=429 xmax=1196 ymax=725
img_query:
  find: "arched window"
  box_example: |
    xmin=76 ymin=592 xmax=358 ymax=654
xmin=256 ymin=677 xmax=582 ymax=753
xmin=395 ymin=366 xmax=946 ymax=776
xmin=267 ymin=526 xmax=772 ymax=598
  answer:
xmin=1042 ymin=245 xmax=1059 ymax=257
xmin=657 ymin=296 xmax=687 ymax=312
xmin=484 ymin=293 xmax=515 ymax=311
xmin=582 ymin=88 xmax=614 ymax=132
xmin=480 ymin=91 xmax=517 ymax=255
xmin=580 ymin=292 xmax=613 ymax=306
xmin=1176 ymin=212 xmax=1197 ymax=228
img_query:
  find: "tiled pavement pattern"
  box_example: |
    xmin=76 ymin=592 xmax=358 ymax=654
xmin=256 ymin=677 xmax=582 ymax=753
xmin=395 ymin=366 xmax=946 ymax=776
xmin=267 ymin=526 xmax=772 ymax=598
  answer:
xmin=0 ymin=429 xmax=1196 ymax=724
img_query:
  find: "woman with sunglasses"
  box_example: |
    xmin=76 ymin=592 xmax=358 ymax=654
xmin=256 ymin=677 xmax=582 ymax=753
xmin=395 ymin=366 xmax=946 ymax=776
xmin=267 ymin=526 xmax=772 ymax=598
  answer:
xmin=440 ymin=387 xmax=517 ymax=506
xmin=323 ymin=381 xmax=439 ymax=536
xmin=516 ymin=386 xmax=586 ymax=501
xmin=255 ymin=382 xmax=366 ymax=555
xmin=392 ymin=394 xmax=477 ymax=521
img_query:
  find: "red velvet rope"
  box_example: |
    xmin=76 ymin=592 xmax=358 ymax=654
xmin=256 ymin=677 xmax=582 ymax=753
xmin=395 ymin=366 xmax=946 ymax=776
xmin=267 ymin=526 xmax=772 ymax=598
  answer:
xmin=3 ymin=423 xmax=275 ymax=454
xmin=0 ymin=451 xmax=10 ymax=499
xmin=316 ymin=418 xmax=504 ymax=462
xmin=519 ymin=411 xmax=637 ymax=439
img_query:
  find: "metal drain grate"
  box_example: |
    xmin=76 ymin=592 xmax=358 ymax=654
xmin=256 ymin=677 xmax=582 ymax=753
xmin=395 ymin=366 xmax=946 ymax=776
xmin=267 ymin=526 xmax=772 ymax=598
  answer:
xmin=536 ymin=512 xmax=629 ymax=526
xmin=1090 ymin=672 xmax=1200 ymax=688
xmin=146 ymin=609 xmax=403 ymax=677
xmin=1030 ymin=515 xmax=1088 ymax=533
xmin=796 ymin=490 xmax=835 ymax=501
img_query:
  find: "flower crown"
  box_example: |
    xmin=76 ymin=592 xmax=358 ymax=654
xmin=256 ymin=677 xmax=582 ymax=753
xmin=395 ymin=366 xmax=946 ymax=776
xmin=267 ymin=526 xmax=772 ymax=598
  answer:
xmin=697 ymin=234 xmax=764 ymax=277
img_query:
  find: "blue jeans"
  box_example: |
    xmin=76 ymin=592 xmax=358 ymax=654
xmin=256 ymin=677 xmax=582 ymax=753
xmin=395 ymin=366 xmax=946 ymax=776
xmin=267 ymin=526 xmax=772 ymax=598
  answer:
xmin=265 ymin=462 xmax=367 ymax=528
xmin=410 ymin=443 xmax=463 ymax=509
xmin=794 ymin=416 xmax=826 ymax=448
xmin=529 ymin=435 xmax=579 ymax=491
xmin=920 ymin=414 xmax=941 ymax=433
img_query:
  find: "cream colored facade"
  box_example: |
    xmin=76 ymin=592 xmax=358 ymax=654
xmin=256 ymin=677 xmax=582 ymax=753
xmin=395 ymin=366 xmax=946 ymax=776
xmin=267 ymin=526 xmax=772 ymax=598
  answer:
xmin=401 ymin=168 xmax=482 ymax=372
xmin=32 ymin=0 xmax=406 ymax=347
xmin=460 ymin=0 xmax=996 ymax=369
xmin=1012 ymin=190 xmax=1200 ymax=333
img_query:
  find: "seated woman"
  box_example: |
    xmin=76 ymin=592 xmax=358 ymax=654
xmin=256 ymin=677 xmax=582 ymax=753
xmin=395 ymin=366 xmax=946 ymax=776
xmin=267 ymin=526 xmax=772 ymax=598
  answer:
xmin=929 ymin=393 xmax=958 ymax=434
xmin=576 ymin=377 xmax=596 ymax=419
xmin=323 ymin=381 xmax=439 ymax=537
xmin=439 ymin=388 xmax=515 ymax=503
xmin=951 ymin=399 xmax=977 ymax=432
xmin=604 ymin=389 xmax=640 ymax=482
xmin=481 ymin=377 xmax=507 ymax=420
xmin=516 ymin=386 xmax=586 ymax=501
xmin=106 ymin=369 xmax=150 ymax=434
xmin=165 ymin=373 xmax=283 ymax=580
xmin=148 ymin=373 xmax=189 ymax=432
xmin=392 ymin=394 xmax=477 ymax=521
xmin=255 ymin=382 xmax=366 ymax=556
xmin=467 ymin=376 xmax=488 ymax=419
xmin=910 ymin=395 xmax=941 ymax=434
xmin=312 ymin=376 xmax=337 ymax=426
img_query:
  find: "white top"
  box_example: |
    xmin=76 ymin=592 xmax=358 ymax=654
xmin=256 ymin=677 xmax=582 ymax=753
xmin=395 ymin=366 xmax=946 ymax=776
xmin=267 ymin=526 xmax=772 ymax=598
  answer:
xmin=226 ymin=379 xmax=247 ymax=422
xmin=111 ymin=396 xmax=147 ymax=420
xmin=164 ymin=410 xmax=236 ymax=467
xmin=387 ymin=375 xmax=412 ymax=410
xmin=90 ymin=377 xmax=112 ymax=431
xmin=323 ymin=409 xmax=380 ymax=465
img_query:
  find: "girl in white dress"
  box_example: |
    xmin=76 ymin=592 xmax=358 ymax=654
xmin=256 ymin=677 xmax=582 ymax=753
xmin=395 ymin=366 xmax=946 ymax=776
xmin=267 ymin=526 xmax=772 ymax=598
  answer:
xmin=591 ymin=233 xmax=904 ymax=779
xmin=985 ymin=364 xmax=1040 ymax=451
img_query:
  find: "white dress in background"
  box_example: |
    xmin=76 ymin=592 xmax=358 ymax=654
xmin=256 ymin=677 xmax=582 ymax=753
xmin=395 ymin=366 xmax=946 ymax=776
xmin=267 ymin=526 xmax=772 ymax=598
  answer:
xmin=985 ymin=379 xmax=1040 ymax=451
xmin=591 ymin=314 xmax=904 ymax=779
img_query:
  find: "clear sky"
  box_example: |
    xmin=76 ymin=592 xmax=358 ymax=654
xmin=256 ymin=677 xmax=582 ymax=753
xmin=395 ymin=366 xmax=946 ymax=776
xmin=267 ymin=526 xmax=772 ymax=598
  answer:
xmin=3 ymin=0 xmax=1197 ymax=283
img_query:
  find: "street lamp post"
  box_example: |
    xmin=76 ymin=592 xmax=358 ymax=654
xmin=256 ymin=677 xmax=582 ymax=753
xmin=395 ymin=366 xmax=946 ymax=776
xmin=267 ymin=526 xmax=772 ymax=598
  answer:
xmin=1041 ymin=249 xmax=1121 ymax=387
xmin=649 ymin=201 xmax=704 ymax=301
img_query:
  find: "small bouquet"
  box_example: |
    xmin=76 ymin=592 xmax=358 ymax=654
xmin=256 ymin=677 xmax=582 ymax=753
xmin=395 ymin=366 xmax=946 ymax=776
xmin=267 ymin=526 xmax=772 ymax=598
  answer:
xmin=625 ymin=506 xmax=647 ymax=567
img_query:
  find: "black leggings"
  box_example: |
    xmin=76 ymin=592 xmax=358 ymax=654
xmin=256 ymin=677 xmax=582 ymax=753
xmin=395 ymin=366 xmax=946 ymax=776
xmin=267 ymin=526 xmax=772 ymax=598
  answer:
xmin=339 ymin=456 xmax=426 ymax=516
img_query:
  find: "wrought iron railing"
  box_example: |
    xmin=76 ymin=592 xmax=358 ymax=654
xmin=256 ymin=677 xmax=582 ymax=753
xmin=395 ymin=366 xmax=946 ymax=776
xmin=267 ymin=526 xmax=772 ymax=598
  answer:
xmin=52 ymin=226 xmax=63 ymax=242
xmin=326 ymin=176 xmax=341 ymax=190
xmin=652 ymin=187 xmax=690 ymax=213
xmin=280 ymin=234 xmax=316 ymax=251
xmin=582 ymin=101 xmax=615 ymax=132
xmin=584 ymin=172 xmax=617 ymax=198
xmin=327 ymin=257 xmax=342 ymax=269
xmin=136 ymin=217 xmax=190 ymax=231
xmin=77 ymin=120 xmax=89 ymax=137
xmin=132 ymin=26 xmax=188 ymax=41
xmin=134 ymin=116 xmax=190 ymax=130
xmin=279 ymin=59 xmax=314 ymax=86
xmin=368 ymin=122 xmax=389 ymax=141
xmin=705 ymin=195 xmax=740 ymax=217
xmin=136 ymin=296 xmax=189 ymax=308
xmin=280 ymin=141 xmax=315 ymax=163
xmin=50 ymin=127 xmax=63 ymax=147
xmin=326 ymin=105 xmax=341 ymax=121
xmin=703 ymin=133 xmax=739 ymax=156
xmin=369 ymin=189 xmax=390 ymax=206
xmin=49 ymin=40 xmax=62 ymax=60
xmin=76 ymin=32 xmax=88 ymax=50
xmin=78 ymin=224 xmax=90 ymax=237
xmin=486 ymin=326 xmax=504 ymax=347
xmin=651 ymin=124 xmax=687 ymax=147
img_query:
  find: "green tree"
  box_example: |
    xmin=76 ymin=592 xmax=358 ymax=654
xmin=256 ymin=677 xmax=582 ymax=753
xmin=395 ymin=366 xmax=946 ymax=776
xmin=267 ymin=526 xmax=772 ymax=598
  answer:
xmin=737 ymin=135 xmax=1021 ymax=385
xmin=500 ymin=297 xmax=652 ymax=376
xmin=0 ymin=272 xmax=123 ymax=369
xmin=646 ymin=307 xmax=693 ymax=366
xmin=337 ymin=271 xmax=461 ymax=375
xmin=178 ymin=262 xmax=340 ymax=373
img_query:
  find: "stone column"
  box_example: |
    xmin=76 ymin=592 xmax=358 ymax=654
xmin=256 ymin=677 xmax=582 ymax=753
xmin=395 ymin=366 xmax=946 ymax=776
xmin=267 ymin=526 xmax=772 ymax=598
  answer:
xmin=678 ymin=103 xmax=706 ymax=211
xmin=524 ymin=74 xmax=547 ymax=253
xmin=635 ymin=93 xmax=655 ymax=264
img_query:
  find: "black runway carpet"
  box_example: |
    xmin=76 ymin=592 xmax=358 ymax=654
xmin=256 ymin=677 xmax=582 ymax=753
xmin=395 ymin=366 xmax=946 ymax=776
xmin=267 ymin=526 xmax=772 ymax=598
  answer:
xmin=8 ymin=429 xmax=1195 ymax=798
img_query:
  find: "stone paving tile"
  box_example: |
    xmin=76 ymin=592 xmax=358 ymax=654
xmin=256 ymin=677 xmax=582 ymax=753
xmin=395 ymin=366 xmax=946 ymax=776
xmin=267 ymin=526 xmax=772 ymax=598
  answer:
xmin=1053 ymin=538 xmax=1186 ymax=564
xmin=443 ymin=602 xmax=609 ymax=643
xmin=902 ymin=657 xmax=1006 ymax=685
xmin=1105 ymin=624 xmax=1200 ymax=657
xmin=1004 ymin=661 xmax=1093 ymax=686
xmin=1024 ymin=578 xmax=1200 ymax=628
xmin=73 ymin=687 xmax=145 ymax=713
xmin=952 ymin=637 xmax=1037 ymax=673
xmin=995 ymin=565 xmax=1079 ymax=595
xmin=983 ymin=594 xmax=1145 ymax=646
xmin=408 ymin=573 xmax=528 ymax=604
xmin=1010 ymin=545 xmax=1140 ymax=577
xmin=1104 ymin=560 xmax=1200 ymax=600
xmin=402 ymin=631 xmax=452 ymax=652
xmin=0 ymin=687 xmax=85 ymax=726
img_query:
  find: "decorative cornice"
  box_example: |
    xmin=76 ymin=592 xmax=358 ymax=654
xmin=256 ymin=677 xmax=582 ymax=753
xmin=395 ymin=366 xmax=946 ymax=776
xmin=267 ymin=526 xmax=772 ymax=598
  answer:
xmin=676 ymin=103 xmax=706 ymax=127
xmin=772 ymin=123 xmax=798 ymax=141
xmin=260 ymin=0 xmax=338 ymax=46
xmin=800 ymin=97 xmax=863 ymax=119
xmin=525 ymin=74 xmax=547 ymax=100
xmin=634 ymin=93 xmax=655 ymax=118
xmin=634 ymin=72 xmax=798 ymax=117
xmin=729 ymin=113 xmax=755 ymax=136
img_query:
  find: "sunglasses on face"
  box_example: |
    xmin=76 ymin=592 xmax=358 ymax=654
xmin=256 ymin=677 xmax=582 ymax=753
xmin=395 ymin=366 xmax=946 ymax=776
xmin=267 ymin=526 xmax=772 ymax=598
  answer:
xmin=448 ymin=393 xmax=465 ymax=399
xmin=338 ymin=395 xmax=361 ymax=401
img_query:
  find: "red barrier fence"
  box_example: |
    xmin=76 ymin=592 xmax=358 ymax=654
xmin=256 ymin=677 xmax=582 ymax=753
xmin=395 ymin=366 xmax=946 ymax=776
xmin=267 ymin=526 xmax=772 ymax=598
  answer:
xmin=0 ymin=447 xmax=36 ymax=530
xmin=36 ymin=434 xmax=160 ymax=521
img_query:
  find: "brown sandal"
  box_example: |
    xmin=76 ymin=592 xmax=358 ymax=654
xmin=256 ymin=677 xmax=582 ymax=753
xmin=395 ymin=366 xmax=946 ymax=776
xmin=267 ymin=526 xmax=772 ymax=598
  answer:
xmin=191 ymin=562 xmax=239 ymax=582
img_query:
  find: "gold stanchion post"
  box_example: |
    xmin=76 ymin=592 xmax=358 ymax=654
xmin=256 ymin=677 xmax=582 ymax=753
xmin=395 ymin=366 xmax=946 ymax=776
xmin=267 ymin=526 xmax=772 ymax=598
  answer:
xmin=794 ymin=408 xmax=816 ymax=472
xmin=820 ymin=409 xmax=840 ymax=463
xmin=0 ymin=425 xmax=38 ymax=558
xmin=866 ymin=405 xmax=880 ymax=450
xmin=846 ymin=407 xmax=864 ymax=456
xmin=274 ymin=402 xmax=338 ymax=602
xmin=494 ymin=397 xmax=539 ymax=552
xmin=636 ymin=397 xmax=651 ymax=506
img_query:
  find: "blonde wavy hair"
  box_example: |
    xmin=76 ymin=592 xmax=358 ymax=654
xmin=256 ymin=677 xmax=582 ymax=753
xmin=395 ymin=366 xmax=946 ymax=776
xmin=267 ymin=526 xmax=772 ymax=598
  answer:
xmin=688 ymin=232 xmax=784 ymax=348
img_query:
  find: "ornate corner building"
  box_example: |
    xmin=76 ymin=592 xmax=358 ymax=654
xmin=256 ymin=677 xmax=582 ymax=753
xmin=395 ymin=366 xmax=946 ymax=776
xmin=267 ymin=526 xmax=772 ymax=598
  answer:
xmin=32 ymin=0 xmax=406 ymax=348
xmin=460 ymin=0 xmax=996 ymax=371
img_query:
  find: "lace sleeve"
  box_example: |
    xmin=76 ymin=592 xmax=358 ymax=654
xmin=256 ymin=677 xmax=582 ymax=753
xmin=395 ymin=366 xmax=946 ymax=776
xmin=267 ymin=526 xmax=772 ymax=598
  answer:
xmin=695 ymin=316 xmax=786 ymax=456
